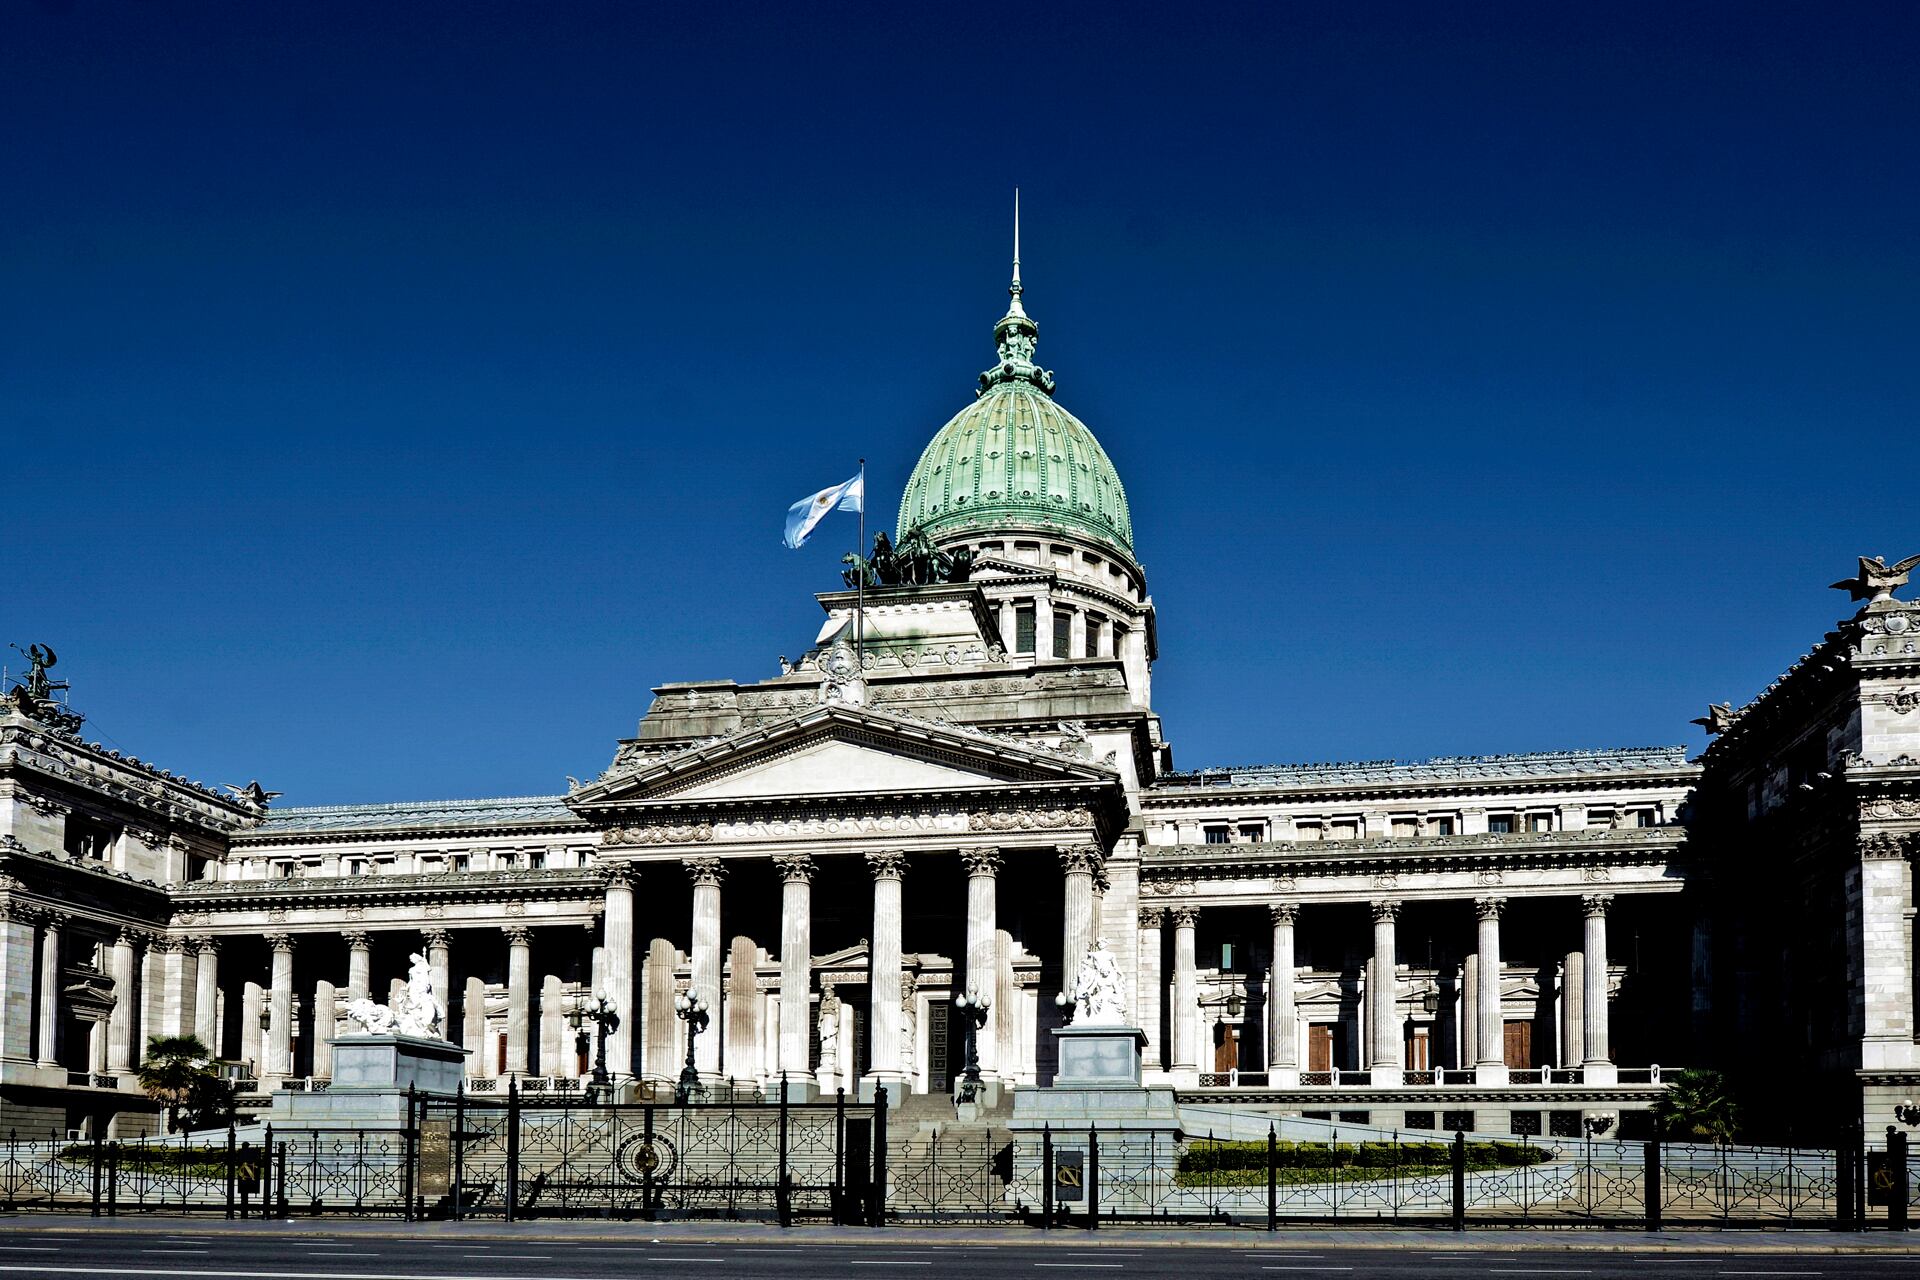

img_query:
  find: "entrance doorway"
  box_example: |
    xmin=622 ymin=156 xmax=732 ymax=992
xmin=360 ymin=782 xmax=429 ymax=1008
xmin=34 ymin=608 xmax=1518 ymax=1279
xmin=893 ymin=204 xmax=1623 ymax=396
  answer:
xmin=1213 ymin=1023 xmax=1240 ymax=1073
xmin=1405 ymin=1024 xmax=1432 ymax=1070
xmin=1307 ymin=1023 xmax=1346 ymax=1072
xmin=1502 ymin=1019 xmax=1534 ymax=1069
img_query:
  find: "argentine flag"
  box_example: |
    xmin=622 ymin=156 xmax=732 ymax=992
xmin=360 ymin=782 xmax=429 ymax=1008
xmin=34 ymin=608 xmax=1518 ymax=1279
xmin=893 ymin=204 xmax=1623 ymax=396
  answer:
xmin=783 ymin=472 xmax=864 ymax=549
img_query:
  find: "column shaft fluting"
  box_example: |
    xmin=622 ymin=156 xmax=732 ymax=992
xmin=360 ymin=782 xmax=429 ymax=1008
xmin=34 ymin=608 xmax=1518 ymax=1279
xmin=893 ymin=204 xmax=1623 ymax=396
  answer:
xmin=687 ymin=858 xmax=725 ymax=1077
xmin=1059 ymin=845 xmax=1102 ymax=983
xmin=774 ymin=855 xmax=815 ymax=1084
xmin=1582 ymin=895 xmax=1612 ymax=1068
xmin=423 ymin=930 xmax=451 ymax=1037
xmin=1170 ymin=907 xmax=1198 ymax=1074
xmin=107 ymin=932 xmax=137 ymax=1073
xmin=504 ymin=926 xmax=533 ymax=1075
xmin=1137 ymin=908 xmax=1164 ymax=1068
xmin=36 ymin=915 xmax=62 ymax=1066
xmin=1370 ymin=901 xmax=1401 ymax=1075
xmin=960 ymin=848 xmax=1001 ymax=1078
xmin=1560 ymin=949 xmax=1584 ymax=1066
xmin=866 ymin=850 xmax=908 ymax=1083
xmin=1474 ymin=899 xmax=1504 ymax=1074
xmin=267 ymin=935 xmax=294 ymax=1079
xmin=344 ymin=932 xmax=371 ymax=1003
xmin=604 ymin=868 xmax=635 ymax=1076
xmin=1268 ymin=904 xmax=1298 ymax=1074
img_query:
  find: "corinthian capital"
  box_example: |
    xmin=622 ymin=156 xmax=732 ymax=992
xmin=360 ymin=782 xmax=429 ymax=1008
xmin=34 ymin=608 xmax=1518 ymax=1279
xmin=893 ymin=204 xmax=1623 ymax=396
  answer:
xmin=1581 ymin=893 xmax=1614 ymax=919
xmin=1474 ymin=897 xmax=1505 ymax=921
xmin=865 ymin=849 xmax=909 ymax=881
xmin=772 ymin=853 xmax=817 ymax=885
xmin=1371 ymin=900 xmax=1401 ymax=924
xmin=958 ymin=847 xmax=1004 ymax=878
xmin=1057 ymin=844 xmax=1105 ymax=876
xmin=1269 ymin=902 xmax=1298 ymax=927
xmin=684 ymin=856 xmax=727 ymax=887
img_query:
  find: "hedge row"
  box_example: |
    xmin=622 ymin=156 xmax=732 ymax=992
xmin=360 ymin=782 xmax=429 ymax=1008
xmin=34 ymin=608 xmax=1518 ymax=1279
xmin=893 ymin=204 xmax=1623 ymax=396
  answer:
xmin=1178 ymin=1139 xmax=1550 ymax=1174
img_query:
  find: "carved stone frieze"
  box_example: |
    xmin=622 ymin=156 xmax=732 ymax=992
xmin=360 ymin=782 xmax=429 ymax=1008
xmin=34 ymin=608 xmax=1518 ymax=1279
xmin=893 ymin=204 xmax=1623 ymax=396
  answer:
xmin=1864 ymin=798 xmax=1920 ymax=821
xmin=969 ymin=807 xmax=1094 ymax=833
xmin=605 ymin=822 xmax=714 ymax=846
xmin=711 ymin=811 xmax=967 ymax=842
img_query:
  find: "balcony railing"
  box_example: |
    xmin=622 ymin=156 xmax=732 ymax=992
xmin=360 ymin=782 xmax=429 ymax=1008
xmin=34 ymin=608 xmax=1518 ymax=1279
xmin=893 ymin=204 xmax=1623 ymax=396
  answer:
xmin=1196 ymin=1064 xmax=1672 ymax=1089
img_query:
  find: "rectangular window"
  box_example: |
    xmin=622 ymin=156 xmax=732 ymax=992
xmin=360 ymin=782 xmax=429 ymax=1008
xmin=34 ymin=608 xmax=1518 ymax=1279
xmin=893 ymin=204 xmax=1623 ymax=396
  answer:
xmin=451 ymin=854 xmax=470 ymax=873
xmin=1219 ymin=942 xmax=1236 ymax=971
xmin=1238 ymin=824 xmax=1265 ymax=843
xmin=1634 ymin=809 xmax=1656 ymax=828
xmin=1391 ymin=818 xmax=1418 ymax=838
xmin=498 ymin=851 xmax=518 ymax=870
xmin=1203 ymin=825 xmax=1230 ymax=845
xmin=1405 ymin=1111 xmax=1436 ymax=1131
xmin=1529 ymin=813 xmax=1553 ymax=833
xmin=1442 ymin=1109 xmax=1476 ymax=1133
xmin=1510 ymin=1110 xmax=1543 ymax=1137
xmin=1297 ymin=823 xmax=1324 ymax=842
xmin=1488 ymin=814 xmax=1514 ymax=834
xmin=1014 ymin=604 xmax=1036 ymax=654
xmin=1052 ymin=609 xmax=1071 ymax=657
xmin=1337 ymin=1110 xmax=1371 ymax=1125
xmin=344 ymin=858 xmax=366 ymax=877
xmin=63 ymin=816 xmax=117 ymax=861
xmin=529 ymin=849 xmax=547 ymax=870
xmin=273 ymin=861 xmax=295 ymax=880
xmin=1587 ymin=809 xmax=1614 ymax=828
xmin=1431 ymin=816 xmax=1456 ymax=836
xmin=1084 ymin=614 xmax=1103 ymax=658
xmin=1330 ymin=820 xmax=1359 ymax=840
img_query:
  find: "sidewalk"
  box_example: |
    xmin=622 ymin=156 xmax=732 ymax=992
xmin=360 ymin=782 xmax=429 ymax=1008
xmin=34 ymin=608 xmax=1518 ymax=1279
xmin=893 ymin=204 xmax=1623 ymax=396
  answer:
xmin=5 ymin=1216 xmax=1920 ymax=1253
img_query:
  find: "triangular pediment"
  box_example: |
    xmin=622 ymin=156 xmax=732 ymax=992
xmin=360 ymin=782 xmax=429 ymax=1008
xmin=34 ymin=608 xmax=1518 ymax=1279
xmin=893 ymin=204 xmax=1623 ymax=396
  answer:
xmin=568 ymin=702 xmax=1118 ymax=810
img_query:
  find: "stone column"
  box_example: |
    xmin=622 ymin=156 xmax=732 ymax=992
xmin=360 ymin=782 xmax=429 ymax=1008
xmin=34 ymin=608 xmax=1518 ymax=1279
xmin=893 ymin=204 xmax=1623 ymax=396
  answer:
xmin=1370 ymin=900 xmax=1401 ymax=1076
xmin=266 ymin=934 xmax=294 ymax=1081
xmin=1059 ymin=844 xmax=1102 ymax=983
xmin=603 ymin=867 xmax=635 ymax=1077
xmin=240 ymin=980 xmax=264 ymax=1073
xmin=1036 ymin=594 xmax=1055 ymax=659
xmin=540 ymin=976 xmax=567 ymax=1078
xmin=1560 ymin=948 xmax=1585 ymax=1067
xmin=193 ymin=939 xmax=220 ymax=1055
xmin=1474 ymin=899 xmax=1506 ymax=1083
xmin=504 ymin=926 xmax=533 ymax=1076
xmin=686 ymin=857 xmax=726 ymax=1078
xmin=140 ymin=939 xmax=167 ymax=1048
xmin=1170 ymin=906 xmax=1199 ymax=1080
xmin=422 ymin=929 xmax=452 ymax=1037
xmin=343 ymin=931 xmax=371 ymax=1003
xmin=998 ymin=599 xmax=1017 ymax=650
xmin=644 ymin=938 xmax=677 ymax=1083
xmin=959 ymin=847 xmax=1002 ymax=1079
xmin=173 ymin=939 xmax=200 ymax=1042
xmin=1460 ymin=956 xmax=1477 ymax=1066
xmin=1069 ymin=607 xmax=1088 ymax=660
xmin=1581 ymin=894 xmax=1615 ymax=1084
xmin=1137 ymin=907 xmax=1164 ymax=1068
xmin=107 ymin=930 xmax=138 ymax=1073
xmin=865 ymin=849 xmax=908 ymax=1090
xmin=37 ymin=912 xmax=63 ymax=1066
xmin=773 ymin=854 xmax=816 ymax=1091
xmin=312 ymin=979 xmax=337 ymax=1078
xmin=1269 ymin=904 xmax=1299 ymax=1085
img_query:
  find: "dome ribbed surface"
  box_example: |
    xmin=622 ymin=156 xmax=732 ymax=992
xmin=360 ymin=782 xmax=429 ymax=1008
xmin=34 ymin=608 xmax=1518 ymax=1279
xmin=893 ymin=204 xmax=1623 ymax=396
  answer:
xmin=898 ymin=379 xmax=1133 ymax=558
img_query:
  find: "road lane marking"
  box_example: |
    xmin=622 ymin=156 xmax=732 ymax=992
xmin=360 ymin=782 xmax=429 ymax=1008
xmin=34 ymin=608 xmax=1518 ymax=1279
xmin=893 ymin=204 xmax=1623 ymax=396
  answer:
xmin=0 ymin=1250 xmax=57 ymax=1254
xmin=1035 ymin=1267 xmax=1124 ymax=1271
xmin=1259 ymin=1270 xmax=1354 ymax=1275
xmin=463 ymin=1258 xmax=550 ymax=1262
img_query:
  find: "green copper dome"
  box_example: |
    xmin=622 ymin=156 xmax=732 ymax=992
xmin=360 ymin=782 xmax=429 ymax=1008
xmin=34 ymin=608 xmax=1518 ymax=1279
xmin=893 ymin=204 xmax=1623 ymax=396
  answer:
xmin=898 ymin=234 xmax=1134 ymax=559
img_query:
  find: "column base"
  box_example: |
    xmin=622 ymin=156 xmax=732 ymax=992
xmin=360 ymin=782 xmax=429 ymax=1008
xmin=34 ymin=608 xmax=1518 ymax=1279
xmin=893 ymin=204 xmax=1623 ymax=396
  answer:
xmin=859 ymin=1073 xmax=908 ymax=1106
xmin=1581 ymin=1060 xmax=1617 ymax=1085
xmin=1474 ymin=1062 xmax=1509 ymax=1085
xmin=1268 ymin=1066 xmax=1300 ymax=1088
xmin=777 ymin=1076 xmax=819 ymax=1102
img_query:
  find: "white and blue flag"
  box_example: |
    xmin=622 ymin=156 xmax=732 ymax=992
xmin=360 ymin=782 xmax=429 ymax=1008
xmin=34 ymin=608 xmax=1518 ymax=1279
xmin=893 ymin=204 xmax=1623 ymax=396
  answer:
xmin=783 ymin=472 xmax=864 ymax=549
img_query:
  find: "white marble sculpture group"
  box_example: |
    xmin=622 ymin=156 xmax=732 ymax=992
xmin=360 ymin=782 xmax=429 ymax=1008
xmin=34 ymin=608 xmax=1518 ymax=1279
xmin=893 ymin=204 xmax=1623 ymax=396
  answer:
xmin=343 ymin=951 xmax=443 ymax=1039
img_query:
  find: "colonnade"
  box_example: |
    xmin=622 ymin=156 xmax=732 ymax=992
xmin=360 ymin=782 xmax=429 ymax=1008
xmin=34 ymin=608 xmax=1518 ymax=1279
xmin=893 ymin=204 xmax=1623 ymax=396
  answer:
xmin=1148 ymin=893 xmax=1620 ymax=1086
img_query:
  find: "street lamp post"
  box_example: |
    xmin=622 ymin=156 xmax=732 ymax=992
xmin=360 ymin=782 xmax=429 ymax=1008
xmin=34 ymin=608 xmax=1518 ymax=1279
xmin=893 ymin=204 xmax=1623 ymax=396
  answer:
xmin=673 ymin=990 xmax=710 ymax=1104
xmin=953 ymin=989 xmax=991 ymax=1103
xmin=567 ymin=990 xmax=619 ymax=1103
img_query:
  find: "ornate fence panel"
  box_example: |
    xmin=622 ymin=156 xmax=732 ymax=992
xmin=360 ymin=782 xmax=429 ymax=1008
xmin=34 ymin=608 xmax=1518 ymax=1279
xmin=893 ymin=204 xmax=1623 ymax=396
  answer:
xmin=418 ymin=1092 xmax=868 ymax=1221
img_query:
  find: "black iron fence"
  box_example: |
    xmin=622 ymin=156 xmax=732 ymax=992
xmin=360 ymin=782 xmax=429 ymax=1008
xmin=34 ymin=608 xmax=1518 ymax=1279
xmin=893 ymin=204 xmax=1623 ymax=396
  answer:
xmin=2 ymin=1097 xmax=1914 ymax=1231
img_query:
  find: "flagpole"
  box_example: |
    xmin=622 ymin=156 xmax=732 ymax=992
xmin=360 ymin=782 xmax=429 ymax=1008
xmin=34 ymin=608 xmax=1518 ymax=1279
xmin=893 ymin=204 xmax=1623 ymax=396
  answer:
xmin=856 ymin=457 xmax=866 ymax=672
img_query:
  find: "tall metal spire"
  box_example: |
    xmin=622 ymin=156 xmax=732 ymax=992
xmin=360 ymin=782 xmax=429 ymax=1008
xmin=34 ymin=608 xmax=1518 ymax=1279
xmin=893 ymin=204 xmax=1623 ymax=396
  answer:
xmin=982 ymin=188 xmax=1052 ymax=394
xmin=1008 ymin=188 xmax=1026 ymax=318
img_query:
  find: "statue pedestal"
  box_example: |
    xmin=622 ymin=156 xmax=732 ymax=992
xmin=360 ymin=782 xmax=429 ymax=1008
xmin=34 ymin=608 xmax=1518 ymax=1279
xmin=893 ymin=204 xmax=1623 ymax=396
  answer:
xmin=269 ymin=1035 xmax=468 ymax=1131
xmin=1009 ymin=1026 xmax=1179 ymax=1212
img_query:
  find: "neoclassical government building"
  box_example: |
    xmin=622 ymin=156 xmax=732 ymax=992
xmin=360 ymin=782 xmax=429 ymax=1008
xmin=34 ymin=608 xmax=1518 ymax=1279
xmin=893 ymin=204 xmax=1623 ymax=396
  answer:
xmin=3 ymin=248 xmax=1917 ymax=1143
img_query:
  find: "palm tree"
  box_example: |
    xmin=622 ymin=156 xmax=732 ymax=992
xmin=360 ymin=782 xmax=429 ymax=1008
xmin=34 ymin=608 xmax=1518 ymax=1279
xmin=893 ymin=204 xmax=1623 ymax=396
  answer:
xmin=1650 ymin=1068 xmax=1740 ymax=1144
xmin=136 ymin=1034 xmax=215 ymax=1133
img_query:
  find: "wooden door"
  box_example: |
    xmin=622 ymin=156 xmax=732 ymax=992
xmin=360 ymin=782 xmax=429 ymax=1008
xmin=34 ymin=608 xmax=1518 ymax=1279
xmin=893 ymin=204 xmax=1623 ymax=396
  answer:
xmin=1405 ymin=1025 xmax=1431 ymax=1071
xmin=1502 ymin=1019 xmax=1532 ymax=1069
xmin=1213 ymin=1023 xmax=1239 ymax=1072
xmin=1307 ymin=1023 xmax=1334 ymax=1073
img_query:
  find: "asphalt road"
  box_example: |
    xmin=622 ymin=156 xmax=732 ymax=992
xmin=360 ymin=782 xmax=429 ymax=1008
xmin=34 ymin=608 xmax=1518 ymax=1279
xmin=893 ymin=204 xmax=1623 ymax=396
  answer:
xmin=0 ymin=1224 xmax=1915 ymax=1280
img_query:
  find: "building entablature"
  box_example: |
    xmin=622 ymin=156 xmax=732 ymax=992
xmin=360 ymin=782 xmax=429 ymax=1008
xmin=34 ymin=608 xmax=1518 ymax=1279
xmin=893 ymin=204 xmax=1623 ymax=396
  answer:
xmin=1 ymin=706 xmax=263 ymax=836
xmin=168 ymin=865 xmax=608 ymax=914
xmin=1140 ymin=826 xmax=1686 ymax=897
xmin=2 ymin=833 xmax=173 ymax=906
xmin=1149 ymin=746 xmax=1695 ymax=802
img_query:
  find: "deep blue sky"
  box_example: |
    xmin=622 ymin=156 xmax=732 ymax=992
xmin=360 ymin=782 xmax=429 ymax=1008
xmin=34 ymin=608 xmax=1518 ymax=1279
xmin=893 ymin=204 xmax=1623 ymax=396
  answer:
xmin=6 ymin=2 xmax=1917 ymax=804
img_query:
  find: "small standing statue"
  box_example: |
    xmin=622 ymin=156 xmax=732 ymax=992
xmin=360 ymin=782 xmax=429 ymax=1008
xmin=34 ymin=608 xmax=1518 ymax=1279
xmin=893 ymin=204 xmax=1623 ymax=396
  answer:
xmin=816 ymin=985 xmax=843 ymax=1086
xmin=1065 ymin=938 xmax=1128 ymax=1026
xmin=9 ymin=644 xmax=65 ymax=702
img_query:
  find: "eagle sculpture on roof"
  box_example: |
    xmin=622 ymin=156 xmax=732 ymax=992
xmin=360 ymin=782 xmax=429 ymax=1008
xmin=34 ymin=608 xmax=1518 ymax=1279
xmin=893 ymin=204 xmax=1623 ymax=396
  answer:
xmin=1831 ymin=555 xmax=1920 ymax=604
